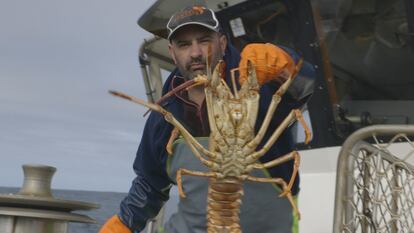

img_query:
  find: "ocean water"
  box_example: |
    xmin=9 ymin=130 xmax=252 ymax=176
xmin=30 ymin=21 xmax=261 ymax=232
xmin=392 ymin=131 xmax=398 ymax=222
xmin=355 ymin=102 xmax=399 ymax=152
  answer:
xmin=0 ymin=187 xmax=179 ymax=233
xmin=0 ymin=187 xmax=127 ymax=233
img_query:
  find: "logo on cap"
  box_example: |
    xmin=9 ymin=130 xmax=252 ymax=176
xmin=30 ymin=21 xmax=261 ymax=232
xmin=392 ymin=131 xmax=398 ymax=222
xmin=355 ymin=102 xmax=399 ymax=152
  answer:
xmin=171 ymin=6 xmax=205 ymax=24
xmin=167 ymin=5 xmax=220 ymax=40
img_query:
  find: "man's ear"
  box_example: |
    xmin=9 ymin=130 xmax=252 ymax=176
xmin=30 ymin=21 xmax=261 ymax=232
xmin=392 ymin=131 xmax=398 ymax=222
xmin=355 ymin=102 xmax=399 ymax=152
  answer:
xmin=219 ymin=34 xmax=227 ymax=56
xmin=168 ymin=43 xmax=177 ymax=64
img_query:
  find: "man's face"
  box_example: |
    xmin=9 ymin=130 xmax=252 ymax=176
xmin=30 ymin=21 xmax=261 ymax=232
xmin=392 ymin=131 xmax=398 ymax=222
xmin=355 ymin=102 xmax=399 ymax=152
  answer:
xmin=168 ymin=25 xmax=227 ymax=80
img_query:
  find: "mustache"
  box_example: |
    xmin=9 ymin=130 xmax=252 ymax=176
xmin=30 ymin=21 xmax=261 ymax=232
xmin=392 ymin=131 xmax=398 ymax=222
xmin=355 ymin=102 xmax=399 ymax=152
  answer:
xmin=185 ymin=57 xmax=206 ymax=70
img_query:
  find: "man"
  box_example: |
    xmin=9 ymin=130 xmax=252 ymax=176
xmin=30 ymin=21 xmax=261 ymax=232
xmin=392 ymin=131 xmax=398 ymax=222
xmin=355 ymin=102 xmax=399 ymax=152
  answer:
xmin=100 ymin=5 xmax=315 ymax=233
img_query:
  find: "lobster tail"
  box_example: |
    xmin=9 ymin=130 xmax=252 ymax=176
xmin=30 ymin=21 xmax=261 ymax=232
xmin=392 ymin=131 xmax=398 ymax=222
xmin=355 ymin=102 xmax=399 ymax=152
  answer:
xmin=207 ymin=178 xmax=244 ymax=233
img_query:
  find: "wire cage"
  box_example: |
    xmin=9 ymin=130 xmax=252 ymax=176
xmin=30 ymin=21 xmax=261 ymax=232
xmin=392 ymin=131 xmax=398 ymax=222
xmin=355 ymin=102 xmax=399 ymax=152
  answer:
xmin=333 ymin=125 xmax=414 ymax=233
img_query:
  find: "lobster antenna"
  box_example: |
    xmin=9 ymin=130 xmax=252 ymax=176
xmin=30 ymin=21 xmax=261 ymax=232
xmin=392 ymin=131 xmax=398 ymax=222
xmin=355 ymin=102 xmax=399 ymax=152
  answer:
xmin=230 ymin=68 xmax=240 ymax=99
xmin=207 ymin=43 xmax=212 ymax=78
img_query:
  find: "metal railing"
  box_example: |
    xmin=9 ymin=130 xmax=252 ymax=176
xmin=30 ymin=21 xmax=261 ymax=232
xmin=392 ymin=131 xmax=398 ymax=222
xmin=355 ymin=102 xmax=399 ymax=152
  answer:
xmin=333 ymin=125 xmax=414 ymax=233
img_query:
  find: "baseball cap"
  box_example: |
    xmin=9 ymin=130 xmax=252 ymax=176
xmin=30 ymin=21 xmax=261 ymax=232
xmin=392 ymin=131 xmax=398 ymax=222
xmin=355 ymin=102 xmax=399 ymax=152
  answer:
xmin=167 ymin=5 xmax=221 ymax=40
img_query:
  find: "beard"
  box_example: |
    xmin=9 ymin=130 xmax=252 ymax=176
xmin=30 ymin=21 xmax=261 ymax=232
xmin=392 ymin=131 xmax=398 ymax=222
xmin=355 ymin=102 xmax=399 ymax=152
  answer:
xmin=183 ymin=57 xmax=207 ymax=80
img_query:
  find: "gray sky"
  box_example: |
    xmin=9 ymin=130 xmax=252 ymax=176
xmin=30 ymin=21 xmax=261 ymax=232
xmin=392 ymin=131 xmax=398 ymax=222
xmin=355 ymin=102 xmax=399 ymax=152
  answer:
xmin=0 ymin=0 xmax=156 ymax=192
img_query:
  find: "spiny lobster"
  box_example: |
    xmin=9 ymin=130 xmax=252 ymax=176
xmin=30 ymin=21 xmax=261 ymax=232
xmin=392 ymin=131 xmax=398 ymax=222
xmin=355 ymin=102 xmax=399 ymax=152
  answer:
xmin=110 ymin=58 xmax=311 ymax=233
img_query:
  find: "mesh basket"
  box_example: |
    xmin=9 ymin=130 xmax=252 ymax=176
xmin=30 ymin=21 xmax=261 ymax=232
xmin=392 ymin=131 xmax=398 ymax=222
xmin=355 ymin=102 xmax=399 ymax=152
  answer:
xmin=333 ymin=125 xmax=414 ymax=233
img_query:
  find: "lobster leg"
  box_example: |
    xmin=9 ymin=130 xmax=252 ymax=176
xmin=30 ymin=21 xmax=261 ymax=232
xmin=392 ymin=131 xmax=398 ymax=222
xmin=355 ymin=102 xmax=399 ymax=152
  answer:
xmin=166 ymin=107 xmax=220 ymax=162
xmin=295 ymin=109 xmax=312 ymax=144
xmin=109 ymin=90 xmax=217 ymax=162
xmin=247 ymin=109 xmax=311 ymax=163
xmin=246 ymin=110 xmax=296 ymax=162
xmin=246 ymin=59 xmax=303 ymax=150
xmin=176 ymin=168 xmax=217 ymax=198
xmin=166 ymin=127 xmax=180 ymax=155
xmin=252 ymin=151 xmax=300 ymax=197
xmin=245 ymin=176 xmax=300 ymax=219
xmin=183 ymin=137 xmax=220 ymax=171
xmin=205 ymin=61 xmax=232 ymax=136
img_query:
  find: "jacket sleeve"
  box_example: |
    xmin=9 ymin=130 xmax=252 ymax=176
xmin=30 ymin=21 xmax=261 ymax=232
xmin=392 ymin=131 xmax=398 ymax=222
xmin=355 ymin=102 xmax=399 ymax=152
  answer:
xmin=282 ymin=46 xmax=316 ymax=105
xmin=118 ymin=111 xmax=174 ymax=232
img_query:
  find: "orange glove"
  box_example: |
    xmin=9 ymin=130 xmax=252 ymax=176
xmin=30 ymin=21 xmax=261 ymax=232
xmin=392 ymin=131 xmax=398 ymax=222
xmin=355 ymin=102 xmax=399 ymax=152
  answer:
xmin=239 ymin=43 xmax=295 ymax=85
xmin=99 ymin=215 xmax=132 ymax=233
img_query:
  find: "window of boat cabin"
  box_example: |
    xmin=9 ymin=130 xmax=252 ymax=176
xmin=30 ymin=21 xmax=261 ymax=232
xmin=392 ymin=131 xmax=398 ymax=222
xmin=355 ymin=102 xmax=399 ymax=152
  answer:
xmin=216 ymin=0 xmax=414 ymax=147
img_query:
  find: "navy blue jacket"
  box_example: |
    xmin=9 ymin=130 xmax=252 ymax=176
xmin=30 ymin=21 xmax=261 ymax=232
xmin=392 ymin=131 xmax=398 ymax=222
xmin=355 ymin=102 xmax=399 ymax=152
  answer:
xmin=119 ymin=44 xmax=315 ymax=231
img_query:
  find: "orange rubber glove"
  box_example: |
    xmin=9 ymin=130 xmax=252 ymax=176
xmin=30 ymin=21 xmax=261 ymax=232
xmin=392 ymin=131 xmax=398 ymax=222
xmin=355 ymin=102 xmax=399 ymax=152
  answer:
xmin=239 ymin=43 xmax=295 ymax=86
xmin=99 ymin=215 xmax=132 ymax=233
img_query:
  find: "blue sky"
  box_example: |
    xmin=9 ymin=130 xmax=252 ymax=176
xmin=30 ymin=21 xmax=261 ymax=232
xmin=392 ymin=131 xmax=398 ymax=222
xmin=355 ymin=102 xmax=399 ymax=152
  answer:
xmin=0 ymin=0 xmax=155 ymax=192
